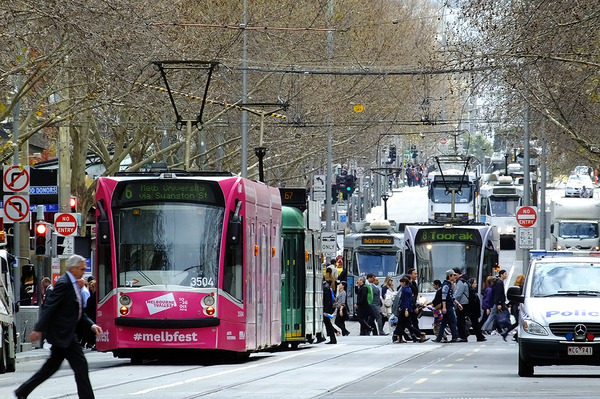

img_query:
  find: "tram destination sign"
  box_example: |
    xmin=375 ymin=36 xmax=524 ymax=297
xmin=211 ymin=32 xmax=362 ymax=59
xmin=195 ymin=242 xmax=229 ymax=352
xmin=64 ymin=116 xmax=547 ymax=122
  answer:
xmin=116 ymin=181 xmax=220 ymax=204
xmin=361 ymin=235 xmax=394 ymax=246
xmin=416 ymin=228 xmax=482 ymax=245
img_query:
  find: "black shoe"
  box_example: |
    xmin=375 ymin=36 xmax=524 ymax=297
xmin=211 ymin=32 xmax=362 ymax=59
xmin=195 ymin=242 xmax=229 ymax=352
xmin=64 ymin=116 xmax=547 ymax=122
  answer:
xmin=342 ymin=332 xmax=350 ymax=336
xmin=448 ymin=338 xmax=458 ymax=343
xmin=325 ymin=340 xmax=337 ymax=344
xmin=433 ymin=338 xmax=443 ymax=343
xmin=458 ymin=338 xmax=468 ymax=342
xmin=477 ymin=337 xmax=487 ymax=342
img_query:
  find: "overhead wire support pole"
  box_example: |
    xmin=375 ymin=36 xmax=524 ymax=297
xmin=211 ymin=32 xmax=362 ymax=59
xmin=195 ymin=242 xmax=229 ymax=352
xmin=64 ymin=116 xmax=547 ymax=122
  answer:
xmin=241 ymin=0 xmax=249 ymax=178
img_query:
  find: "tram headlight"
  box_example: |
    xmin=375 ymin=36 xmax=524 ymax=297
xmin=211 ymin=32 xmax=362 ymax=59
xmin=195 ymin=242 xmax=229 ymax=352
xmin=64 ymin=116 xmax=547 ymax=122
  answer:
xmin=203 ymin=294 xmax=215 ymax=306
xmin=120 ymin=306 xmax=130 ymax=315
xmin=119 ymin=294 xmax=132 ymax=306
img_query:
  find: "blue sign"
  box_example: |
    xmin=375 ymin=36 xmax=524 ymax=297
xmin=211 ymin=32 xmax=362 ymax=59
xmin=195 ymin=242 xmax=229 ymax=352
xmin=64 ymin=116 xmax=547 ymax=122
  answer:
xmin=30 ymin=186 xmax=58 ymax=195
xmin=340 ymin=215 xmax=347 ymax=223
xmin=0 ymin=201 xmax=59 ymax=213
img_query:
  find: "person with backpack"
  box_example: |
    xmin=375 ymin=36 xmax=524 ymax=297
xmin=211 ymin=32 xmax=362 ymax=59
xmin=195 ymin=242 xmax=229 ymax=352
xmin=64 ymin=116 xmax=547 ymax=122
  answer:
xmin=433 ymin=269 xmax=461 ymax=343
xmin=453 ymin=267 xmax=470 ymax=341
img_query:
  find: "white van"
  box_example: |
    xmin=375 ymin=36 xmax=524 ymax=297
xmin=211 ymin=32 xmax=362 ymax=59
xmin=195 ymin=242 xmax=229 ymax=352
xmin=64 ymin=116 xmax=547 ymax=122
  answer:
xmin=508 ymin=251 xmax=600 ymax=377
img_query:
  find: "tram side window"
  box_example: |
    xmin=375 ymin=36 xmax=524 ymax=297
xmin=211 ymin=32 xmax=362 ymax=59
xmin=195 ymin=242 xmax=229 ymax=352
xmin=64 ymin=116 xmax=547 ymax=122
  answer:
xmin=224 ymin=211 xmax=243 ymax=301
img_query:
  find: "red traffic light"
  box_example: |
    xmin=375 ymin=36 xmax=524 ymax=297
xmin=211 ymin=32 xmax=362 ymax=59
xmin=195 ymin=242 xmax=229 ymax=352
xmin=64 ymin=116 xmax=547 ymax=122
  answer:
xmin=35 ymin=223 xmax=48 ymax=236
xmin=69 ymin=197 xmax=77 ymax=210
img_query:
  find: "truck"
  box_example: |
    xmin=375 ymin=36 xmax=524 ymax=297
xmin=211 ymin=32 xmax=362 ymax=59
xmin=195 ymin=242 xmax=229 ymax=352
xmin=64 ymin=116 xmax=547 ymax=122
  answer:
xmin=0 ymin=215 xmax=17 ymax=373
xmin=549 ymin=197 xmax=600 ymax=250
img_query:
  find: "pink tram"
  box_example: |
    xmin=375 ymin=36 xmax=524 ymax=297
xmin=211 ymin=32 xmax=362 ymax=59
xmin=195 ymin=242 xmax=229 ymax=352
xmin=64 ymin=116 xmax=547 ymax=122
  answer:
xmin=94 ymin=170 xmax=282 ymax=361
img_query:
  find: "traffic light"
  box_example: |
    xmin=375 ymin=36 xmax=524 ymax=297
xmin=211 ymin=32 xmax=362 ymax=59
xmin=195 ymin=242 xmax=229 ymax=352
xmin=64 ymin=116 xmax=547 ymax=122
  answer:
xmin=69 ymin=196 xmax=77 ymax=212
xmin=345 ymin=175 xmax=356 ymax=198
xmin=331 ymin=184 xmax=339 ymax=204
xmin=35 ymin=222 xmax=51 ymax=255
xmin=388 ymin=145 xmax=397 ymax=164
xmin=410 ymin=144 xmax=418 ymax=158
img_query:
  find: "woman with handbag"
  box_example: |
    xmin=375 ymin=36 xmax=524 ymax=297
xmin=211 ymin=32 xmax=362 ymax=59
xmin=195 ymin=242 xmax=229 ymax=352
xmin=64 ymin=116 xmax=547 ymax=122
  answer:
xmin=334 ymin=281 xmax=351 ymax=336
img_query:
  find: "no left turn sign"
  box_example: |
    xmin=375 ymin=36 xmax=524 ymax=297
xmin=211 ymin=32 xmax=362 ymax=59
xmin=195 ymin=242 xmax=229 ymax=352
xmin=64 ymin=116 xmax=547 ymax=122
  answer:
xmin=3 ymin=194 xmax=30 ymax=223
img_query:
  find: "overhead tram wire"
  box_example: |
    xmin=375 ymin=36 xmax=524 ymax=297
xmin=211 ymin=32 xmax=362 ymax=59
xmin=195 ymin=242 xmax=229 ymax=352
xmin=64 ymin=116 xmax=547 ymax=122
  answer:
xmin=133 ymin=82 xmax=287 ymax=121
xmin=232 ymin=64 xmax=499 ymax=76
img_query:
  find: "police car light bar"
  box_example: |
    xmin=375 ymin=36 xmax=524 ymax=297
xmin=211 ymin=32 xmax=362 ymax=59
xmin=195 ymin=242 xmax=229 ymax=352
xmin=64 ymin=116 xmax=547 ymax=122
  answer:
xmin=530 ymin=250 xmax=600 ymax=259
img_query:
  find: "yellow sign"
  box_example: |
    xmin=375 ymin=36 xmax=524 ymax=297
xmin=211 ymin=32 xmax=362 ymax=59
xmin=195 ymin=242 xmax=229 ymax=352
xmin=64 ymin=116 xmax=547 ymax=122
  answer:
xmin=353 ymin=104 xmax=364 ymax=113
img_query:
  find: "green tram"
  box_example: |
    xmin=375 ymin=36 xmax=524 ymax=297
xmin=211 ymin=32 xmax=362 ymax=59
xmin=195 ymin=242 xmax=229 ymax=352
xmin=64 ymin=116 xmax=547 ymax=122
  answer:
xmin=279 ymin=189 xmax=325 ymax=348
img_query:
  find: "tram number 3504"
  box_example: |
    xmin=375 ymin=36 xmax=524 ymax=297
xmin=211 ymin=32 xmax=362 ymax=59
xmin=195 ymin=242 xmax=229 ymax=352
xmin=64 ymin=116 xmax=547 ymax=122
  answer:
xmin=191 ymin=277 xmax=214 ymax=288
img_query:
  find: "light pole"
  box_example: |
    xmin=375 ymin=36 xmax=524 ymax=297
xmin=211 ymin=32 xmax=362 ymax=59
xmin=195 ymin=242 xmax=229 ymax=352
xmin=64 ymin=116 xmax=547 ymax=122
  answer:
xmin=381 ymin=193 xmax=389 ymax=220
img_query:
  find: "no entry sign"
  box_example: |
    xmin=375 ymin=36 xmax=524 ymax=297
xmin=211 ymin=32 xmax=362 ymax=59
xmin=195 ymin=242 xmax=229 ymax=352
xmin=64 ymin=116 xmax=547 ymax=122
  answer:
xmin=54 ymin=213 xmax=78 ymax=236
xmin=516 ymin=206 xmax=538 ymax=227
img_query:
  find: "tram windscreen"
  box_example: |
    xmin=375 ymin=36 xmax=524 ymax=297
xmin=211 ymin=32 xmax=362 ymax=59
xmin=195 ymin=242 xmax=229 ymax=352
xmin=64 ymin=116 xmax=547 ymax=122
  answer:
xmin=488 ymin=196 xmax=521 ymax=217
xmin=114 ymin=203 xmax=225 ymax=288
xmin=431 ymin=183 xmax=473 ymax=203
xmin=414 ymin=241 xmax=481 ymax=293
xmin=355 ymin=252 xmax=398 ymax=278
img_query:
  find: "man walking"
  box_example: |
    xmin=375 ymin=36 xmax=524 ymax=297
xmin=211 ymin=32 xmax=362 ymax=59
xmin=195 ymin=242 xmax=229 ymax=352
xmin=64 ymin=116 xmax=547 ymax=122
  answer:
xmin=15 ymin=255 xmax=103 ymax=399
xmin=434 ymin=269 xmax=462 ymax=343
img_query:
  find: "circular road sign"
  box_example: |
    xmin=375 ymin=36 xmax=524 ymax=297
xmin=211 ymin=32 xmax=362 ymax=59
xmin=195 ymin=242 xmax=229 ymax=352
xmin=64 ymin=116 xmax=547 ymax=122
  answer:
xmin=3 ymin=165 xmax=30 ymax=192
xmin=3 ymin=195 xmax=30 ymax=222
xmin=440 ymin=137 xmax=448 ymax=145
xmin=516 ymin=206 xmax=537 ymax=227
xmin=55 ymin=213 xmax=78 ymax=236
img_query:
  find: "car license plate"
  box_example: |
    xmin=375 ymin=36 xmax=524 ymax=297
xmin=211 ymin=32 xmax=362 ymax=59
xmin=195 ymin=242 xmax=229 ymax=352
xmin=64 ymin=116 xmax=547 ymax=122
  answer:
xmin=568 ymin=346 xmax=593 ymax=356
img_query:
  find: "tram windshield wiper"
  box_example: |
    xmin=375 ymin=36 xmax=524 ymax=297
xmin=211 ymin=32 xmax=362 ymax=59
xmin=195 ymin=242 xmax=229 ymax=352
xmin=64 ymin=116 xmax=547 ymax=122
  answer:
xmin=180 ymin=264 xmax=204 ymax=273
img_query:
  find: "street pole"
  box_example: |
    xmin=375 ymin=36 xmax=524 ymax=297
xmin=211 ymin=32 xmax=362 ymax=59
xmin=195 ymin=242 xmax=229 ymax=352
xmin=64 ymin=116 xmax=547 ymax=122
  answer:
xmin=12 ymin=80 xmax=21 ymax=345
xmin=522 ymin=104 xmax=531 ymax=271
xmin=325 ymin=0 xmax=334 ymax=232
xmin=241 ymin=0 xmax=249 ymax=178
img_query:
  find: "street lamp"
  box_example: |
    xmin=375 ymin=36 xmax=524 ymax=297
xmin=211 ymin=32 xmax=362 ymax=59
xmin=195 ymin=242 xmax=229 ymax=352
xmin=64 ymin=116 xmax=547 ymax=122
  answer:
xmin=381 ymin=193 xmax=389 ymax=220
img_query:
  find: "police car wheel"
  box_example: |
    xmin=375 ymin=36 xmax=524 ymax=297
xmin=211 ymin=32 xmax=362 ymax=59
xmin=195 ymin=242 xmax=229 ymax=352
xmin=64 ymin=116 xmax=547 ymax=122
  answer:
xmin=518 ymin=353 xmax=534 ymax=377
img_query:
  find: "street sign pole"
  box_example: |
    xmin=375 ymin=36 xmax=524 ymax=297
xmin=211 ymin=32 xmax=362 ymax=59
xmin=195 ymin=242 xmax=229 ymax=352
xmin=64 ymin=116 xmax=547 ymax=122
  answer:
xmin=516 ymin=205 xmax=538 ymax=274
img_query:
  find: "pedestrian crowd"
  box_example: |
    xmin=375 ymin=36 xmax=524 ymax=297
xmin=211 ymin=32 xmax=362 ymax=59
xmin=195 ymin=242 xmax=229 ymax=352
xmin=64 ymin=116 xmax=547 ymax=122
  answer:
xmin=322 ymin=258 xmax=522 ymax=345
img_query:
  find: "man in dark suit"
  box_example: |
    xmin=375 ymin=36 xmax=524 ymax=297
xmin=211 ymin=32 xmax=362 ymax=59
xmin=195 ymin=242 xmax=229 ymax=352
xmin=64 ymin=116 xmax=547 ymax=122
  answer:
xmin=15 ymin=255 xmax=103 ymax=399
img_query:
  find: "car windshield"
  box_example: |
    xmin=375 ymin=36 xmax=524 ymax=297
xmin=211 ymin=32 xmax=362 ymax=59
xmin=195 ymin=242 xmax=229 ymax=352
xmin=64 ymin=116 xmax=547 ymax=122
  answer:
xmin=530 ymin=262 xmax=600 ymax=297
xmin=567 ymin=176 xmax=592 ymax=188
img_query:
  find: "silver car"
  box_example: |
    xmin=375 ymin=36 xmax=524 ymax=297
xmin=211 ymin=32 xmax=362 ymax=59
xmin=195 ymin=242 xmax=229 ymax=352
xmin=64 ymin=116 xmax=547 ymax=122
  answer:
xmin=565 ymin=175 xmax=594 ymax=198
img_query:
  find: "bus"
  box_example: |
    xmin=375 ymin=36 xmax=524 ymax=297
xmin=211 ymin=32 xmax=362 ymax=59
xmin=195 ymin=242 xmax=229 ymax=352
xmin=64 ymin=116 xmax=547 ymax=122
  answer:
xmin=477 ymin=176 xmax=523 ymax=248
xmin=427 ymin=169 xmax=479 ymax=223
xmin=280 ymin=188 xmax=325 ymax=348
xmin=342 ymin=220 xmax=403 ymax=313
xmin=403 ymin=223 xmax=500 ymax=330
xmin=94 ymin=169 xmax=282 ymax=361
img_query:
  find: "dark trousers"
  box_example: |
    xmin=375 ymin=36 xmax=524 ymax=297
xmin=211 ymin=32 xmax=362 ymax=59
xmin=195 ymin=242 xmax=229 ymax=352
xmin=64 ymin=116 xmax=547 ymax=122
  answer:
xmin=469 ymin=311 xmax=485 ymax=340
xmin=16 ymin=340 xmax=94 ymax=399
xmin=334 ymin=308 xmax=350 ymax=335
xmin=393 ymin=310 xmax=421 ymax=341
xmin=323 ymin=316 xmax=337 ymax=343
xmin=371 ymin=305 xmax=383 ymax=335
xmin=456 ymin=303 xmax=469 ymax=339
xmin=357 ymin=306 xmax=372 ymax=335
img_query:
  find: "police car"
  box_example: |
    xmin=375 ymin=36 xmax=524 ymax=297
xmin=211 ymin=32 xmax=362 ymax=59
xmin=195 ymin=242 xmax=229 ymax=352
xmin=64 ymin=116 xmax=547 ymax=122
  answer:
xmin=508 ymin=251 xmax=600 ymax=377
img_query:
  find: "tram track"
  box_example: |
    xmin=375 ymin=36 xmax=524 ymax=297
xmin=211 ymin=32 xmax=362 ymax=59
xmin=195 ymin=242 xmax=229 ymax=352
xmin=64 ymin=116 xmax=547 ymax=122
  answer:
xmin=76 ymin=339 xmax=421 ymax=398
